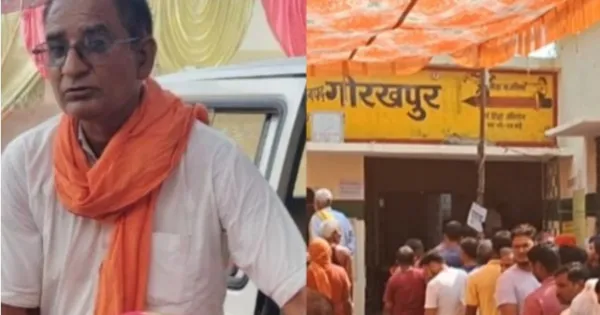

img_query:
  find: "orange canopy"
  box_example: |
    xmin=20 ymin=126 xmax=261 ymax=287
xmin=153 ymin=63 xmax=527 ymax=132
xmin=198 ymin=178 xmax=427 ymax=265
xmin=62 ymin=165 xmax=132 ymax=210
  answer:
xmin=307 ymin=0 xmax=600 ymax=75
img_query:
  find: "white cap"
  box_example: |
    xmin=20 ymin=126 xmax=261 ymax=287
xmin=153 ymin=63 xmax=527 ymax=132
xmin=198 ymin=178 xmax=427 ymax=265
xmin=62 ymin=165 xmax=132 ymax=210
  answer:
xmin=319 ymin=219 xmax=341 ymax=239
xmin=314 ymin=188 xmax=333 ymax=204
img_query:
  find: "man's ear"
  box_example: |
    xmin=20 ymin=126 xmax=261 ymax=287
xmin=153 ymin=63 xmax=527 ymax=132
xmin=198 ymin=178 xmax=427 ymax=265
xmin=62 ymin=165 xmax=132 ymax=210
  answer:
xmin=136 ymin=37 xmax=157 ymax=79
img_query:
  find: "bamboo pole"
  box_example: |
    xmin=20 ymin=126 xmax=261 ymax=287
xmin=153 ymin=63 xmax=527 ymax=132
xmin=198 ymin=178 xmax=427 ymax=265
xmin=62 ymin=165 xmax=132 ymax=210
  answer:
xmin=476 ymin=69 xmax=489 ymax=206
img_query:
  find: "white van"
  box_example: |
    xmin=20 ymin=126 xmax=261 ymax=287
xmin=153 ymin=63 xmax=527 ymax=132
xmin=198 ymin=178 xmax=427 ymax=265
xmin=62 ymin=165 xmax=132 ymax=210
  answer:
xmin=156 ymin=57 xmax=307 ymax=315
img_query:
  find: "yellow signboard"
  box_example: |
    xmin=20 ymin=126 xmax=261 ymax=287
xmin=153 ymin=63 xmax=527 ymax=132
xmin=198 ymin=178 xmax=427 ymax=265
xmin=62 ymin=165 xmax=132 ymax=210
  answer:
xmin=307 ymin=69 xmax=557 ymax=146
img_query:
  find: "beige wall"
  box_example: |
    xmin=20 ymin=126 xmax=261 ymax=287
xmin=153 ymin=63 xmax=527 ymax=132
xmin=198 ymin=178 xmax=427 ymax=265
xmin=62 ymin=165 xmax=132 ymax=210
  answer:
xmin=307 ymin=153 xmax=364 ymax=199
xmin=556 ymin=22 xmax=600 ymax=195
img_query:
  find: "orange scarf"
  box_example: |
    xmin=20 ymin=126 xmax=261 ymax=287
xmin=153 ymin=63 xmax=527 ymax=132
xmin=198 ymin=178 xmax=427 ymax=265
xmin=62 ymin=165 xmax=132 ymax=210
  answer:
xmin=308 ymin=238 xmax=334 ymax=300
xmin=53 ymin=79 xmax=208 ymax=315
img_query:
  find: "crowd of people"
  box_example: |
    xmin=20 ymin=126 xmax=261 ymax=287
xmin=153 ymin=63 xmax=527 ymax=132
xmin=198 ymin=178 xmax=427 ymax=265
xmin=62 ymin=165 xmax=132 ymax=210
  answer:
xmin=306 ymin=188 xmax=356 ymax=315
xmin=382 ymin=221 xmax=600 ymax=315
xmin=305 ymin=187 xmax=600 ymax=315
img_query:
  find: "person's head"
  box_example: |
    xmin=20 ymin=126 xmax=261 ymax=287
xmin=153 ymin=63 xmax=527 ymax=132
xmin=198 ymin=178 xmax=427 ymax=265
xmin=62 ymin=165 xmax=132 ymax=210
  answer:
xmin=462 ymin=226 xmax=479 ymax=238
xmin=554 ymin=262 xmax=589 ymax=305
xmin=314 ymin=188 xmax=333 ymax=211
xmin=511 ymin=224 xmax=537 ymax=266
xmin=491 ymin=230 xmax=512 ymax=256
xmin=477 ymin=239 xmax=493 ymax=265
xmin=460 ymin=237 xmax=478 ymax=264
xmin=559 ymin=245 xmax=588 ymax=265
xmin=405 ymin=238 xmax=424 ymax=259
xmin=499 ymin=247 xmax=514 ymax=272
xmin=319 ymin=220 xmax=342 ymax=245
xmin=443 ymin=221 xmax=463 ymax=243
xmin=396 ymin=246 xmax=416 ymax=267
xmin=308 ymin=238 xmax=332 ymax=267
xmin=420 ymin=251 xmax=446 ymax=278
xmin=527 ymin=244 xmax=560 ymax=282
xmin=307 ymin=288 xmax=334 ymax=315
xmin=536 ymin=231 xmax=554 ymax=245
xmin=41 ymin=0 xmax=156 ymax=122
xmin=587 ymin=235 xmax=600 ymax=265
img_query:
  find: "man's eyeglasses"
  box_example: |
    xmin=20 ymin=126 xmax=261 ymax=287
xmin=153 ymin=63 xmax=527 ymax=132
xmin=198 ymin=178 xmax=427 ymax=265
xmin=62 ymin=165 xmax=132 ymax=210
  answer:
xmin=32 ymin=35 xmax=140 ymax=68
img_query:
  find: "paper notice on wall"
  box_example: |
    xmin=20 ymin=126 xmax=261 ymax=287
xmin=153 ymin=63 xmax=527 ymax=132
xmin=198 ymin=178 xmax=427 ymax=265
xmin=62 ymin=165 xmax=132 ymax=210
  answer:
xmin=467 ymin=202 xmax=488 ymax=233
xmin=310 ymin=111 xmax=344 ymax=143
xmin=338 ymin=180 xmax=364 ymax=200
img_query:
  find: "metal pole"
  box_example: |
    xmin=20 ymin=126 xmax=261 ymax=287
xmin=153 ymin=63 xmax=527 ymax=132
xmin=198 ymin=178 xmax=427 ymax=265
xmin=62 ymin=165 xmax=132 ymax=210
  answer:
xmin=476 ymin=69 xmax=489 ymax=206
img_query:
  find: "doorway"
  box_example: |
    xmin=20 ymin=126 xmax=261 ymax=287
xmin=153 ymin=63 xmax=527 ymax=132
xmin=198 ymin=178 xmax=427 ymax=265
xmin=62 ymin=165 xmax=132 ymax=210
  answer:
xmin=363 ymin=156 xmax=543 ymax=314
xmin=379 ymin=191 xmax=429 ymax=266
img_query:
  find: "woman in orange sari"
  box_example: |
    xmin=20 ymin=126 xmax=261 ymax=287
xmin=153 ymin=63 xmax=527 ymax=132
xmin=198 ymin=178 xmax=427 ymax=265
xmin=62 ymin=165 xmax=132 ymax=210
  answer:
xmin=307 ymin=238 xmax=353 ymax=315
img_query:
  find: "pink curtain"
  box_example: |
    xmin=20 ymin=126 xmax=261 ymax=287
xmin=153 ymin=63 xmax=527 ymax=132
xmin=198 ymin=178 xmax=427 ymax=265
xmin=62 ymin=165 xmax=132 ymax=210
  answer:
xmin=21 ymin=4 xmax=48 ymax=78
xmin=262 ymin=0 xmax=306 ymax=57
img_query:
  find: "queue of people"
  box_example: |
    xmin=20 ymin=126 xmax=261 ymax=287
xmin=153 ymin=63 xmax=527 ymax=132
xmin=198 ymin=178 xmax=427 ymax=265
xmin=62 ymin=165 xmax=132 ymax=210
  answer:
xmin=384 ymin=221 xmax=600 ymax=315
xmin=305 ymin=187 xmax=600 ymax=315
xmin=307 ymin=188 xmax=356 ymax=315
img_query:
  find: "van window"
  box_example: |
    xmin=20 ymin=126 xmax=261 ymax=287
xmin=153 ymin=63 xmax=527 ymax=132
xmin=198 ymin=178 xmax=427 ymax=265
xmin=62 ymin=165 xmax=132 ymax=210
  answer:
xmin=210 ymin=111 xmax=268 ymax=161
xmin=294 ymin=150 xmax=307 ymax=198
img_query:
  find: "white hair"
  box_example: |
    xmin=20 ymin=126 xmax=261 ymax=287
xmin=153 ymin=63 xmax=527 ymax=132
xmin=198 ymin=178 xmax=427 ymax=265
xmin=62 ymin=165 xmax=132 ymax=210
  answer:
xmin=319 ymin=219 xmax=341 ymax=239
xmin=314 ymin=188 xmax=333 ymax=204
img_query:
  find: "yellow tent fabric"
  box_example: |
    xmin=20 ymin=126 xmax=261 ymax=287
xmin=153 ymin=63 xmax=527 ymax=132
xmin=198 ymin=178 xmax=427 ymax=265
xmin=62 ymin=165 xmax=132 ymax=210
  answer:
xmin=149 ymin=0 xmax=254 ymax=74
xmin=1 ymin=10 xmax=43 ymax=116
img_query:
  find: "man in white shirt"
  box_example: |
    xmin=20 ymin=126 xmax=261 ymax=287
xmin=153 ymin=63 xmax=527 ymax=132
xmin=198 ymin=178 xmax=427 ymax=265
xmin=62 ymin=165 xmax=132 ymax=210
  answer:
xmin=495 ymin=224 xmax=540 ymax=315
xmin=567 ymin=278 xmax=600 ymax=315
xmin=1 ymin=0 xmax=305 ymax=314
xmin=420 ymin=251 xmax=468 ymax=315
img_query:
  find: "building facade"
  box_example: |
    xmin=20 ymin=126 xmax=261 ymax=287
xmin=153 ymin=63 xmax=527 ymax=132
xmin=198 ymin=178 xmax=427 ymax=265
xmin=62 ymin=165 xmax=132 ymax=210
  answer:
xmin=305 ymin=34 xmax=599 ymax=311
xmin=546 ymin=21 xmax=600 ymax=234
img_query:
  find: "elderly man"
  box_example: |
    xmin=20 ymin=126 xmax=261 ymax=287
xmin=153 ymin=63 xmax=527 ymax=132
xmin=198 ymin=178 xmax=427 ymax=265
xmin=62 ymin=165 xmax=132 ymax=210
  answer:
xmin=309 ymin=188 xmax=356 ymax=253
xmin=0 ymin=0 xmax=305 ymax=314
xmin=320 ymin=220 xmax=354 ymax=287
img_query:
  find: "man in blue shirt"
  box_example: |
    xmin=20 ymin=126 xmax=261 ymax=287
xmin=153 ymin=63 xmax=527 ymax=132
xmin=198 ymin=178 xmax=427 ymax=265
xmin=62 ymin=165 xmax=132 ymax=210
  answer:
xmin=435 ymin=220 xmax=464 ymax=268
xmin=308 ymin=188 xmax=356 ymax=254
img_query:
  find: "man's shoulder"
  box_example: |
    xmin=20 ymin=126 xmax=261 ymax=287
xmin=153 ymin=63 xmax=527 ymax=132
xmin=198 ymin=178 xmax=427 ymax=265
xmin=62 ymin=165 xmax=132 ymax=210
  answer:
xmin=502 ymin=265 xmax=519 ymax=275
xmin=496 ymin=267 xmax=513 ymax=283
xmin=585 ymin=278 xmax=598 ymax=289
xmin=335 ymin=244 xmax=352 ymax=256
xmin=428 ymin=274 xmax=444 ymax=288
xmin=3 ymin=115 xmax=61 ymax=165
xmin=469 ymin=263 xmax=498 ymax=280
xmin=184 ymin=120 xmax=246 ymax=170
xmin=389 ymin=268 xmax=424 ymax=284
xmin=523 ymin=290 xmax=537 ymax=304
xmin=331 ymin=209 xmax=349 ymax=219
xmin=455 ymin=267 xmax=469 ymax=277
xmin=187 ymin=120 xmax=236 ymax=152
